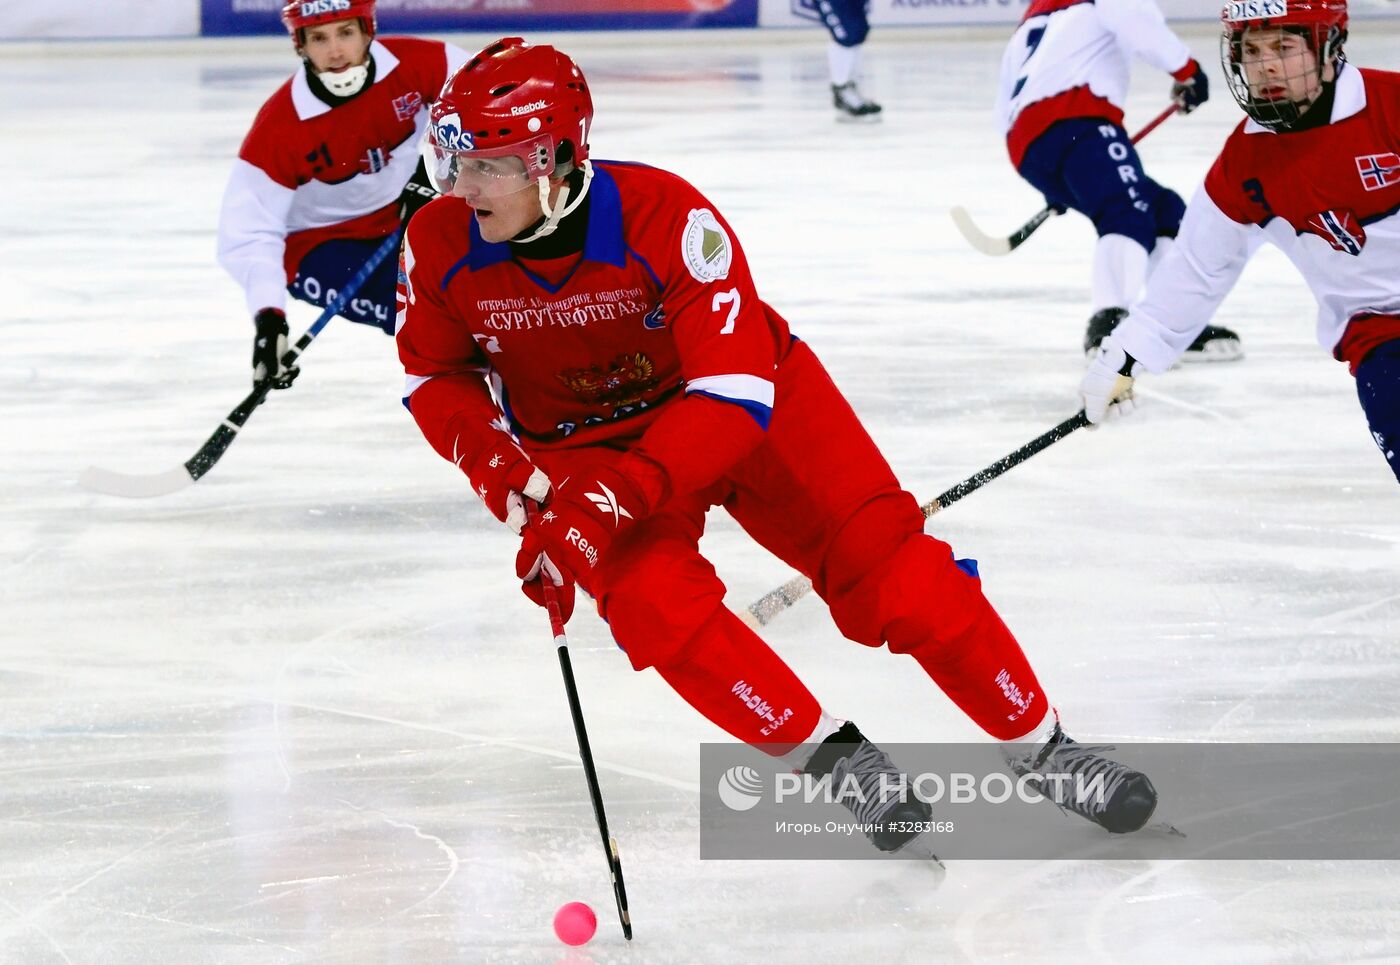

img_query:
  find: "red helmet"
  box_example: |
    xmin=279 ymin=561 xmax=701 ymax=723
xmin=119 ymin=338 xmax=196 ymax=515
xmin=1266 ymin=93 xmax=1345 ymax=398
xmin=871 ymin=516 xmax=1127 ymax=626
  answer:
xmin=426 ymin=37 xmax=593 ymax=193
xmin=1220 ymin=0 xmax=1347 ymax=130
xmin=281 ymin=0 xmax=376 ymax=48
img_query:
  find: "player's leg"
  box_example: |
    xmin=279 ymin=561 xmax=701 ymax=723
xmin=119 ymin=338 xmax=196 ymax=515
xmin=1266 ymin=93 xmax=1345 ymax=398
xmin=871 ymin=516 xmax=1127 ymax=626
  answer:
xmin=1355 ymin=338 xmax=1400 ymax=483
xmin=1144 ymin=180 xmax=1243 ymax=361
xmin=288 ymin=235 xmax=398 ymax=334
xmin=817 ymin=0 xmax=880 ymax=120
xmin=1057 ymin=121 xmax=1160 ymax=354
xmin=549 ymin=450 xmax=932 ymax=850
xmin=727 ymin=342 xmax=1158 ymax=831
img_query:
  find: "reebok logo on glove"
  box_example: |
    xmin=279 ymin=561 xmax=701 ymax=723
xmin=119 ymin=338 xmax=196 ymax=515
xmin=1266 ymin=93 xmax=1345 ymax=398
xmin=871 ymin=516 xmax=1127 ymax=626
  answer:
xmin=565 ymin=527 xmax=600 ymax=568
xmin=585 ymin=482 xmax=633 ymax=527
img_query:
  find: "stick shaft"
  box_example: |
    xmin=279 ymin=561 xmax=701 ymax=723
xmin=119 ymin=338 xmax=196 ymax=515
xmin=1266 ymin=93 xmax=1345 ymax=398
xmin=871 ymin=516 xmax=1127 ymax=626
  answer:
xmin=742 ymin=411 xmax=1091 ymax=628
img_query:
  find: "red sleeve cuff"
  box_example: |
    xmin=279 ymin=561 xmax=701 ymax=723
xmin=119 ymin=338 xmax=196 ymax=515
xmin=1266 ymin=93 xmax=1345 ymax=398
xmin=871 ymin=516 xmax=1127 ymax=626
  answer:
xmin=1172 ymin=59 xmax=1200 ymax=83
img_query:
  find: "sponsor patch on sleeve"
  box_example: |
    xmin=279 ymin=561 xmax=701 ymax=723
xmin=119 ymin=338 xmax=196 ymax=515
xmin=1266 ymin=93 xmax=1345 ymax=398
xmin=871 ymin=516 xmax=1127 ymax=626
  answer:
xmin=682 ymin=208 xmax=732 ymax=283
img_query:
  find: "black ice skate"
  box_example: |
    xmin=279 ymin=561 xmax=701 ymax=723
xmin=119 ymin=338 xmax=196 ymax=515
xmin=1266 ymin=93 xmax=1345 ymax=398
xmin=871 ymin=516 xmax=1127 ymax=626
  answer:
xmin=1002 ymin=722 xmax=1157 ymax=834
xmin=804 ymin=722 xmax=930 ymax=853
xmin=1083 ymin=306 xmax=1128 ymax=356
xmin=831 ymin=81 xmax=882 ymax=122
xmin=1182 ymin=323 xmax=1244 ymax=362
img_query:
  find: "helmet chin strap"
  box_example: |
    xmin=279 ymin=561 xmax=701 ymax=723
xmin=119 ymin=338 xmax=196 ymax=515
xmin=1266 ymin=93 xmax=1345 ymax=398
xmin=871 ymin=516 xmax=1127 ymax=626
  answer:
xmin=315 ymin=61 xmax=370 ymax=97
xmin=513 ymin=160 xmax=594 ymax=244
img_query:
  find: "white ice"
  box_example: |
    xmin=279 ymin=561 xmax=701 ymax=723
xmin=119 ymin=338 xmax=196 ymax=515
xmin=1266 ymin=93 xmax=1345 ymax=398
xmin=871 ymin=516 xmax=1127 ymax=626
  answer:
xmin=3 ymin=23 xmax=1399 ymax=965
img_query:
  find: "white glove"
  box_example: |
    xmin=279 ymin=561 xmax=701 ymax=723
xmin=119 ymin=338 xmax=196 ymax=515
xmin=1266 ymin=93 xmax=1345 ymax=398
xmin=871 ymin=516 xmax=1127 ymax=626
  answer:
xmin=503 ymin=468 xmax=552 ymax=535
xmin=1080 ymin=335 xmax=1142 ymax=425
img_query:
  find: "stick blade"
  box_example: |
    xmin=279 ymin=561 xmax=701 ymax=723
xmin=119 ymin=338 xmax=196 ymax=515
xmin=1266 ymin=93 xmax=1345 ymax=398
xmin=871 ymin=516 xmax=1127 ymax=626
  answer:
xmin=950 ymin=206 xmax=1013 ymax=256
xmin=78 ymin=464 xmax=195 ymax=499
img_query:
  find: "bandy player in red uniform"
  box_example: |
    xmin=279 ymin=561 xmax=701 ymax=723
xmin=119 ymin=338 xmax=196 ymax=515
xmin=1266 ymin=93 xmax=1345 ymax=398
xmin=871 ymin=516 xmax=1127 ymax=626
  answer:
xmin=217 ymin=0 xmax=466 ymax=389
xmin=1082 ymin=0 xmax=1400 ymax=484
xmin=398 ymin=39 xmax=1161 ymax=851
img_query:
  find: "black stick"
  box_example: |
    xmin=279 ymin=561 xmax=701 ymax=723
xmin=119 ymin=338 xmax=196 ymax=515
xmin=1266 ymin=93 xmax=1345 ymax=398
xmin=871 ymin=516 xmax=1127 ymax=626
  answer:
xmin=79 ymin=229 xmax=403 ymax=498
xmin=741 ymin=410 xmax=1091 ymax=628
xmin=538 ymin=572 xmax=634 ymax=941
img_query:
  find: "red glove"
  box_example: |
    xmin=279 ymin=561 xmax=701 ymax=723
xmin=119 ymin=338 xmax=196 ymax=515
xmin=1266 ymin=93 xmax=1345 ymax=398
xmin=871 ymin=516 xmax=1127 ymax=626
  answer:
xmin=515 ymin=528 xmax=575 ymax=623
xmin=529 ymin=466 xmax=648 ymax=595
xmin=464 ymin=440 xmax=551 ymax=534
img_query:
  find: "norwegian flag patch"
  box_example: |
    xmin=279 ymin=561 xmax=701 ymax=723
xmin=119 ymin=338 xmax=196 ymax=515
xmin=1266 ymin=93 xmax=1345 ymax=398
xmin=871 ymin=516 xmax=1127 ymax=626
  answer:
xmin=1356 ymin=153 xmax=1400 ymax=192
xmin=393 ymin=91 xmax=423 ymax=122
xmin=1303 ymin=208 xmax=1367 ymax=256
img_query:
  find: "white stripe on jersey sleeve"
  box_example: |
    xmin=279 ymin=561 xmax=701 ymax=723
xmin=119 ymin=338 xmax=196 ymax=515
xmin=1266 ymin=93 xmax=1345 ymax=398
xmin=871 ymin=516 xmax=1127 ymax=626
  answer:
xmin=217 ymin=158 xmax=295 ymax=315
xmin=686 ymin=374 xmax=775 ymax=408
xmin=404 ymin=373 xmax=433 ymax=398
xmin=685 ymin=373 xmax=775 ymax=427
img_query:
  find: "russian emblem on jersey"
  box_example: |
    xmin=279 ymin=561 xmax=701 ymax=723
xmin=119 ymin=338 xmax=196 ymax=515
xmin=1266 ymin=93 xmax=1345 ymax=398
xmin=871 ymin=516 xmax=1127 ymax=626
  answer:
xmin=556 ymin=352 xmax=660 ymax=408
xmin=433 ymin=112 xmax=472 ymax=152
xmin=1356 ymin=153 xmax=1400 ymax=192
xmin=393 ymin=91 xmax=423 ymax=123
xmin=1304 ymin=208 xmax=1367 ymax=256
xmin=682 ymin=208 xmax=732 ymax=283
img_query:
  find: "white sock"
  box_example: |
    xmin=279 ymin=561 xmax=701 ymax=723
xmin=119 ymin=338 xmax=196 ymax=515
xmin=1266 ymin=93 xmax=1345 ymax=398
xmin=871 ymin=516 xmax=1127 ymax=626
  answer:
xmin=783 ymin=711 xmax=844 ymax=770
xmin=1147 ymin=236 xmax=1173 ymax=278
xmin=1091 ymin=234 xmax=1149 ymax=314
xmin=828 ymin=41 xmax=860 ymax=87
xmin=1000 ymin=706 xmax=1058 ymax=744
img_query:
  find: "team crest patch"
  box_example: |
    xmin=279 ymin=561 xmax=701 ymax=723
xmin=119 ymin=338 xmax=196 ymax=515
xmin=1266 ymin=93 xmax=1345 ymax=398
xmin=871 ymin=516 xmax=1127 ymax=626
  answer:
xmin=1303 ymin=208 xmax=1366 ymax=256
xmin=433 ymin=112 xmax=472 ymax=151
xmin=1356 ymin=153 xmax=1400 ymax=192
xmin=682 ymin=208 xmax=732 ymax=284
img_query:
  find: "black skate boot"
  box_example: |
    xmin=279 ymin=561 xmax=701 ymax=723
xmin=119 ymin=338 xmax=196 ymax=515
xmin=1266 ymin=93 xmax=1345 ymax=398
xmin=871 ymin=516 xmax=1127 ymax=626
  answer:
xmin=803 ymin=722 xmax=930 ymax=852
xmin=1002 ymin=721 xmax=1157 ymax=834
xmin=1084 ymin=307 xmax=1128 ymax=356
xmin=1183 ymin=323 xmax=1244 ymax=362
xmin=832 ymin=81 xmax=882 ymax=122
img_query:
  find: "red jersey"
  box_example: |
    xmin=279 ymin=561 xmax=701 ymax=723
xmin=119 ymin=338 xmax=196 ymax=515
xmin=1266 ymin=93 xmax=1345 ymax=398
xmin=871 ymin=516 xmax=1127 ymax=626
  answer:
xmin=397 ymin=162 xmax=794 ymax=508
xmin=217 ymin=37 xmax=467 ymax=314
xmin=1116 ymin=66 xmax=1400 ymax=374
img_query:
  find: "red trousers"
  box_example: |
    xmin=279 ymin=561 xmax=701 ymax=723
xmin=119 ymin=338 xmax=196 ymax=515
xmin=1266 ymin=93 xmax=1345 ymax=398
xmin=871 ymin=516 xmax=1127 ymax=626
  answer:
xmin=529 ymin=341 xmax=1049 ymax=752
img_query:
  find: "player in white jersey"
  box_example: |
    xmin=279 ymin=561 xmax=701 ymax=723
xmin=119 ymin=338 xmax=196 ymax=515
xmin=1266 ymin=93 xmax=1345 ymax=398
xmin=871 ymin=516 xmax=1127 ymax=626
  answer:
xmin=807 ymin=0 xmax=881 ymax=120
xmin=1082 ymin=0 xmax=1400 ymax=483
xmin=996 ymin=0 xmax=1242 ymax=359
xmin=216 ymin=0 xmax=466 ymax=389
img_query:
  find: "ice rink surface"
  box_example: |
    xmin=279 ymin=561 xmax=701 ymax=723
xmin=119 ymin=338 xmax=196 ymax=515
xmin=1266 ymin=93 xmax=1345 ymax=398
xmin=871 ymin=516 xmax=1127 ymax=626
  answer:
xmin=3 ymin=21 xmax=1400 ymax=964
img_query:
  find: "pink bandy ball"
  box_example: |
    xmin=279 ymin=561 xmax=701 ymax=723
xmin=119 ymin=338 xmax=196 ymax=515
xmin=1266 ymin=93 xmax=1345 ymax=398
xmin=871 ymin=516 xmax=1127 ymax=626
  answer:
xmin=553 ymin=901 xmax=597 ymax=946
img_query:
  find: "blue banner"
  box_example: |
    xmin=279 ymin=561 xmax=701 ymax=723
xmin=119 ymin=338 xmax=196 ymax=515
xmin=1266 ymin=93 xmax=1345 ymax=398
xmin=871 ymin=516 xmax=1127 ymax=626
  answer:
xmin=202 ymin=0 xmax=759 ymax=36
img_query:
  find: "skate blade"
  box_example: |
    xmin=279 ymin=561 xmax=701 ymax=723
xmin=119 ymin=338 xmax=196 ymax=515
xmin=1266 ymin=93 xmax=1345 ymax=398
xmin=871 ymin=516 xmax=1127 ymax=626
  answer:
xmin=889 ymin=835 xmax=945 ymax=869
xmin=1181 ymin=340 xmax=1244 ymax=363
xmin=1144 ymin=817 xmax=1186 ymax=838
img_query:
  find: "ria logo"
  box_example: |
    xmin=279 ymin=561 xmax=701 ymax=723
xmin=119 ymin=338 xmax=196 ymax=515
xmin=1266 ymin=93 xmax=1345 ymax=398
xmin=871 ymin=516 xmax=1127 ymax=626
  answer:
xmin=717 ymin=765 xmax=764 ymax=812
xmin=585 ymin=481 xmax=633 ymax=526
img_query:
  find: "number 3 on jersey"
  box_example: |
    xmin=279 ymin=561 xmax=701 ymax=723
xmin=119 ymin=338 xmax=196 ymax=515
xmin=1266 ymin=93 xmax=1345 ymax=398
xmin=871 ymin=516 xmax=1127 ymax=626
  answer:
xmin=712 ymin=287 xmax=740 ymax=334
